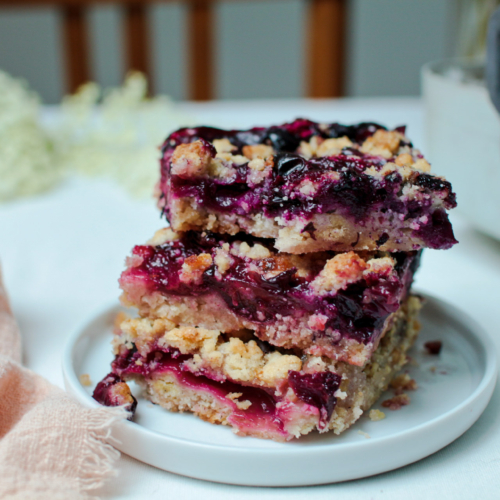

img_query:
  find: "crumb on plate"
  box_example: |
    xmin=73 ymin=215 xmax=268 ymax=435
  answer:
xmin=79 ymin=373 xmax=92 ymax=386
xmin=381 ymin=393 xmax=411 ymax=410
xmin=390 ymin=373 xmax=418 ymax=394
xmin=369 ymin=409 xmax=386 ymax=421
xmin=424 ymin=340 xmax=442 ymax=355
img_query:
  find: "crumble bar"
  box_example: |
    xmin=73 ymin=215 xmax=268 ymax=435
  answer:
xmin=119 ymin=229 xmax=420 ymax=366
xmin=158 ymin=119 xmax=457 ymax=253
xmin=93 ymin=296 xmax=422 ymax=441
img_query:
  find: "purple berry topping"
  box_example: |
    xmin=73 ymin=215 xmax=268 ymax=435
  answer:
xmin=288 ymin=371 xmax=342 ymax=428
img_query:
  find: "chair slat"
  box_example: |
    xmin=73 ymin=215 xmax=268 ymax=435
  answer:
xmin=62 ymin=4 xmax=90 ymax=93
xmin=124 ymin=3 xmax=151 ymax=84
xmin=308 ymin=0 xmax=346 ymax=97
xmin=187 ymin=0 xmax=213 ymax=101
xmin=4 ymin=0 xmax=349 ymax=100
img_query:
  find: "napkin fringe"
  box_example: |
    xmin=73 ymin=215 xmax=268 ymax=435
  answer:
xmin=78 ymin=406 xmax=127 ymax=492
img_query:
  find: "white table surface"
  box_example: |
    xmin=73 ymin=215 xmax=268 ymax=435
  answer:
xmin=1 ymin=97 xmax=499 ymax=499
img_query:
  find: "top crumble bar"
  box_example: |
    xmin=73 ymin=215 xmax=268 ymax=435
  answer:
xmin=158 ymin=119 xmax=457 ymax=253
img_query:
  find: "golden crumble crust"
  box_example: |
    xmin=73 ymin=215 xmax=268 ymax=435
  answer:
xmin=146 ymin=227 xmax=180 ymax=246
xmin=311 ymin=252 xmax=368 ymax=295
xmin=363 ymin=256 xmax=395 ymax=277
xmin=242 ymin=144 xmax=274 ymax=160
xmin=213 ymin=138 xmax=236 ymax=154
xmin=230 ymin=241 xmax=271 ymax=260
xmin=360 ymin=130 xmax=404 ymax=158
xmin=214 ymin=244 xmax=231 ymax=275
xmin=395 ymin=153 xmax=413 ymax=166
xmin=316 ymin=136 xmax=353 ymax=157
xmin=171 ymin=141 xmax=212 ymax=177
xmin=180 ymin=253 xmax=213 ymax=284
xmin=121 ymin=319 xmax=303 ymax=388
xmin=298 ymin=135 xmax=322 ymax=158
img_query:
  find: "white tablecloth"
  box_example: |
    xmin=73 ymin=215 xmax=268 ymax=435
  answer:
xmin=1 ymin=98 xmax=499 ymax=499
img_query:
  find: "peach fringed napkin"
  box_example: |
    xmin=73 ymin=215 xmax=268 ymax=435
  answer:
xmin=0 ymin=267 xmax=127 ymax=499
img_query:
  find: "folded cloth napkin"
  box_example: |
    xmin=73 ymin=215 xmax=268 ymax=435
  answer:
xmin=0 ymin=266 xmax=126 ymax=500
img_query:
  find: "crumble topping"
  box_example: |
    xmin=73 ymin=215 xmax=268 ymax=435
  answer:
xmin=147 ymin=227 xmax=180 ymax=246
xmin=247 ymin=157 xmax=273 ymax=186
xmin=226 ymin=392 xmax=252 ymax=410
xmin=260 ymin=351 xmax=302 ymax=385
xmin=307 ymin=313 xmax=329 ymax=331
xmin=113 ymin=381 xmax=133 ymax=398
xmin=207 ymin=157 xmax=236 ymax=178
xmin=242 ymin=144 xmax=274 ymax=160
xmin=170 ymin=141 xmax=212 ymax=177
xmin=248 ymin=158 xmax=266 ymax=171
xmin=179 ymin=253 xmax=213 ymax=284
xmin=163 ymin=326 xmax=219 ymax=355
xmin=302 ymin=355 xmax=327 ymax=373
xmin=123 ymin=319 xmax=304 ymax=388
xmin=298 ymin=136 xmax=354 ymax=159
xmin=298 ymin=179 xmax=319 ymax=196
xmin=363 ymin=256 xmax=395 ymax=277
xmin=214 ymin=244 xmax=231 ymax=275
xmin=360 ymin=130 xmax=403 ymax=158
xmin=230 ymin=241 xmax=272 ymax=260
xmin=213 ymin=138 xmax=235 ymax=154
xmin=413 ymin=158 xmax=431 ymax=173
xmin=316 ymin=136 xmax=353 ymax=157
xmin=119 ymin=317 xmax=176 ymax=354
xmin=216 ymin=152 xmax=248 ymax=165
xmin=395 ymin=153 xmax=413 ymax=166
xmin=298 ymin=135 xmax=322 ymax=158
xmin=311 ymin=252 xmax=368 ymax=295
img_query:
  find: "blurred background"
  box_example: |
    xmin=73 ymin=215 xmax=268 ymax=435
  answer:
xmin=0 ymin=0 xmax=493 ymax=103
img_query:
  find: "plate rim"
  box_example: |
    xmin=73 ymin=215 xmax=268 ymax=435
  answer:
xmin=62 ymin=292 xmax=498 ymax=483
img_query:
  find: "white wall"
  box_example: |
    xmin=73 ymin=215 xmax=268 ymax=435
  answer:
xmin=346 ymin=0 xmax=455 ymax=96
xmin=0 ymin=0 xmax=455 ymax=103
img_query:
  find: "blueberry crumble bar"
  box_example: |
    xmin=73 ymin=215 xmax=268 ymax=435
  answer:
xmin=119 ymin=228 xmax=420 ymax=366
xmin=94 ymin=296 xmax=421 ymax=441
xmin=158 ymin=119 xmax=457 ymax=253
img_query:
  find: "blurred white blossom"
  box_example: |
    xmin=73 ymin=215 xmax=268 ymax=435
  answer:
xmin=53 ymin=72 xmax=193 ymax=198
xmin=0 ymin=71 xmax=193 ymax=201
xmin=0 ymin=71 xmax=59 ymax=201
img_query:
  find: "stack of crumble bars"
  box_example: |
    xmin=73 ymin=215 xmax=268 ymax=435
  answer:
xmin=94 ymin=119 xmax=457 ymax=441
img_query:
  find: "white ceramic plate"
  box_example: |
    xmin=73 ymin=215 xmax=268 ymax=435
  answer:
xmin=63 ymin=293 xmax=497 ymax=486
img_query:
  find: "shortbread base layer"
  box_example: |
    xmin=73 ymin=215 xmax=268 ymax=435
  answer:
xmin=96 ymin=295 xmax=422 ymax=441
xmin=169 ymin=196 xmax=433 ymax=253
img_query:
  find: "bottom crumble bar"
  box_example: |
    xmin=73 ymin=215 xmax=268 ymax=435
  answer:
xmin=94 ymin=296 xmax=422 ymax=441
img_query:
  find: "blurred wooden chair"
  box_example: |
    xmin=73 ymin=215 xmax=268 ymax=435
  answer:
xmin=0 ymin=0 xmax=346 ymax=99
